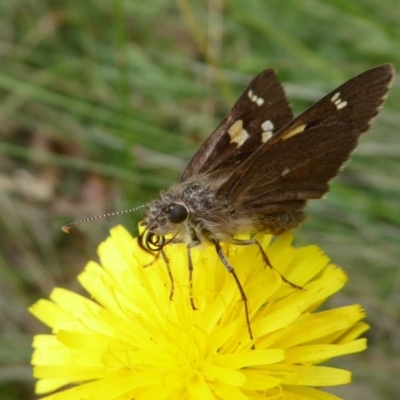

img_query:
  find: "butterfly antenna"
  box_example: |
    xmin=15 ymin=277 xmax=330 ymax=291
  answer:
xmin=62 ymin=204 xmax=147 ymax=233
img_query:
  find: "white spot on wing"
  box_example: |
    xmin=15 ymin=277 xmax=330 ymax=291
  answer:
xmin=262 ymin=131 xmax=273 ymax=143
xmin=336 ymin=100 xmax=347 ymax=109
xmin=256 ymin=97 xmax=264 ymax=106
xmin=228 ymin=119 xmax=249 ymax=146
xmin=331 ymin=92 xmax=340 ymax=102
xmin=261 ymin=120 xmax=274 ymax=143
xmin=261 ymin=120 xmax=274 ymax=132
xmin=248 ymin=90 xmax=264 ymax=107
xmin=331 ymin=92 xmax=348 ymax=110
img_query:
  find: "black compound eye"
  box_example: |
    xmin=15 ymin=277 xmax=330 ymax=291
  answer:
xmin=168 ymin=204 xmax=188 ymax=223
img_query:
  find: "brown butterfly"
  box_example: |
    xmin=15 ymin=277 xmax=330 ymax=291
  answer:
xmin=64 ymin=65 xmax=394 ymax=339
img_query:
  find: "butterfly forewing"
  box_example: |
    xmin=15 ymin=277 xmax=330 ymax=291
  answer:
xmin=219 ymin=64 xmax=394 ymax=209
xmin=180 ymin=69 xmax=293 ymax=181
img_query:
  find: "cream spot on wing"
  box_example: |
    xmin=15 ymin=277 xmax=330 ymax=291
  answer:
xmin=256 ymin=97 xmax=264 ymax=106
xmin=282 ymin=124 xmax=307 ymax=140
xmin=228 ymin=119 xmax=249 ymax=146
xmin=262 ymin=131 xmax=273 ymax=143
xmin=281 ymin=168 xmax=290 ymax=177
xmin=331 ymin=92 xmax=348 ymax=110
xmin=228 ymin=119 xmax=243 ymax=137
xmin=261 ymin=120 xmax=274 ymax=143
xmin=336 ymin=100 xmax=348 ymax=109
xmin=261 ymin=120 xmax=274 ymax=132
xmin=331 ymin=92 xmax=340 ymax=102
xmin=247 ymin=90 xmax=264 ymax=106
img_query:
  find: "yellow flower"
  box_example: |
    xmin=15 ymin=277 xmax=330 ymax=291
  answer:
xmin=30 ymin=225 xmax=368 ymax=400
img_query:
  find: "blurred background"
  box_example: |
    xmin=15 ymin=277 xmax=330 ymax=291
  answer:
xmin=0 ymin=1 xmax=399 ymax=399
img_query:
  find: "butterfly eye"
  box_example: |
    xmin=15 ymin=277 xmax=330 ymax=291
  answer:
xmin=168 ymin=204 xmax=188 ymax=223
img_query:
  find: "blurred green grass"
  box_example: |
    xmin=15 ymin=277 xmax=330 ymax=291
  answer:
xmin=0 ymin=1 xmax=399 ymax=399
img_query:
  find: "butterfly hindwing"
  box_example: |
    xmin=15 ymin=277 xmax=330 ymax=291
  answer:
xmin=180 ymin=69 xmax=293 ymax=181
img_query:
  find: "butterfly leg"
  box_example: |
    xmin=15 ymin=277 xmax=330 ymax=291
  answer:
xmin=160 ymin=237 xmax=200 ymax=308
xmin=160 ymin=249 xmax=175 ymax=300
xmin=143 ymin=249 xmax=175 ymax=301
xmin=232 ymin=238 xmax=302 ymax=290
xmin=213 ymin=239 xmax=254 ymax=341
xmin=187 ymin=240 xmax=200 ymax=310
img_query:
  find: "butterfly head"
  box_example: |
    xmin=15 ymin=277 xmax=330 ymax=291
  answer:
xmin=139 ymin=194 xmax=191 ymax=252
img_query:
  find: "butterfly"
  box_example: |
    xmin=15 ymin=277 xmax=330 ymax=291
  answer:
xmin=64 ymin=65 xmax=394 ymax=339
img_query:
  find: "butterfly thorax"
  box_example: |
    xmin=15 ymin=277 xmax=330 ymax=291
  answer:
xmin=141 ymin=173 xmax=246 ymax=244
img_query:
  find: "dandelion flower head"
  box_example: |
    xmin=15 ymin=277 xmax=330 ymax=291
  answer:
xmin=30 ymin=225 xmax=368 ymax=400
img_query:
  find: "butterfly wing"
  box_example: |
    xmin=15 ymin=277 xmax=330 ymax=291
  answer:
xmin=218 ymin=64 xmax=394 ymax=213
xmin=180 ymin=69 xmax=293 ymax=181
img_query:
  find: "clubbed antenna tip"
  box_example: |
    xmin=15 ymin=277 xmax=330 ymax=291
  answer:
xmin=62 ymin=224 xmax=73 ymax=233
